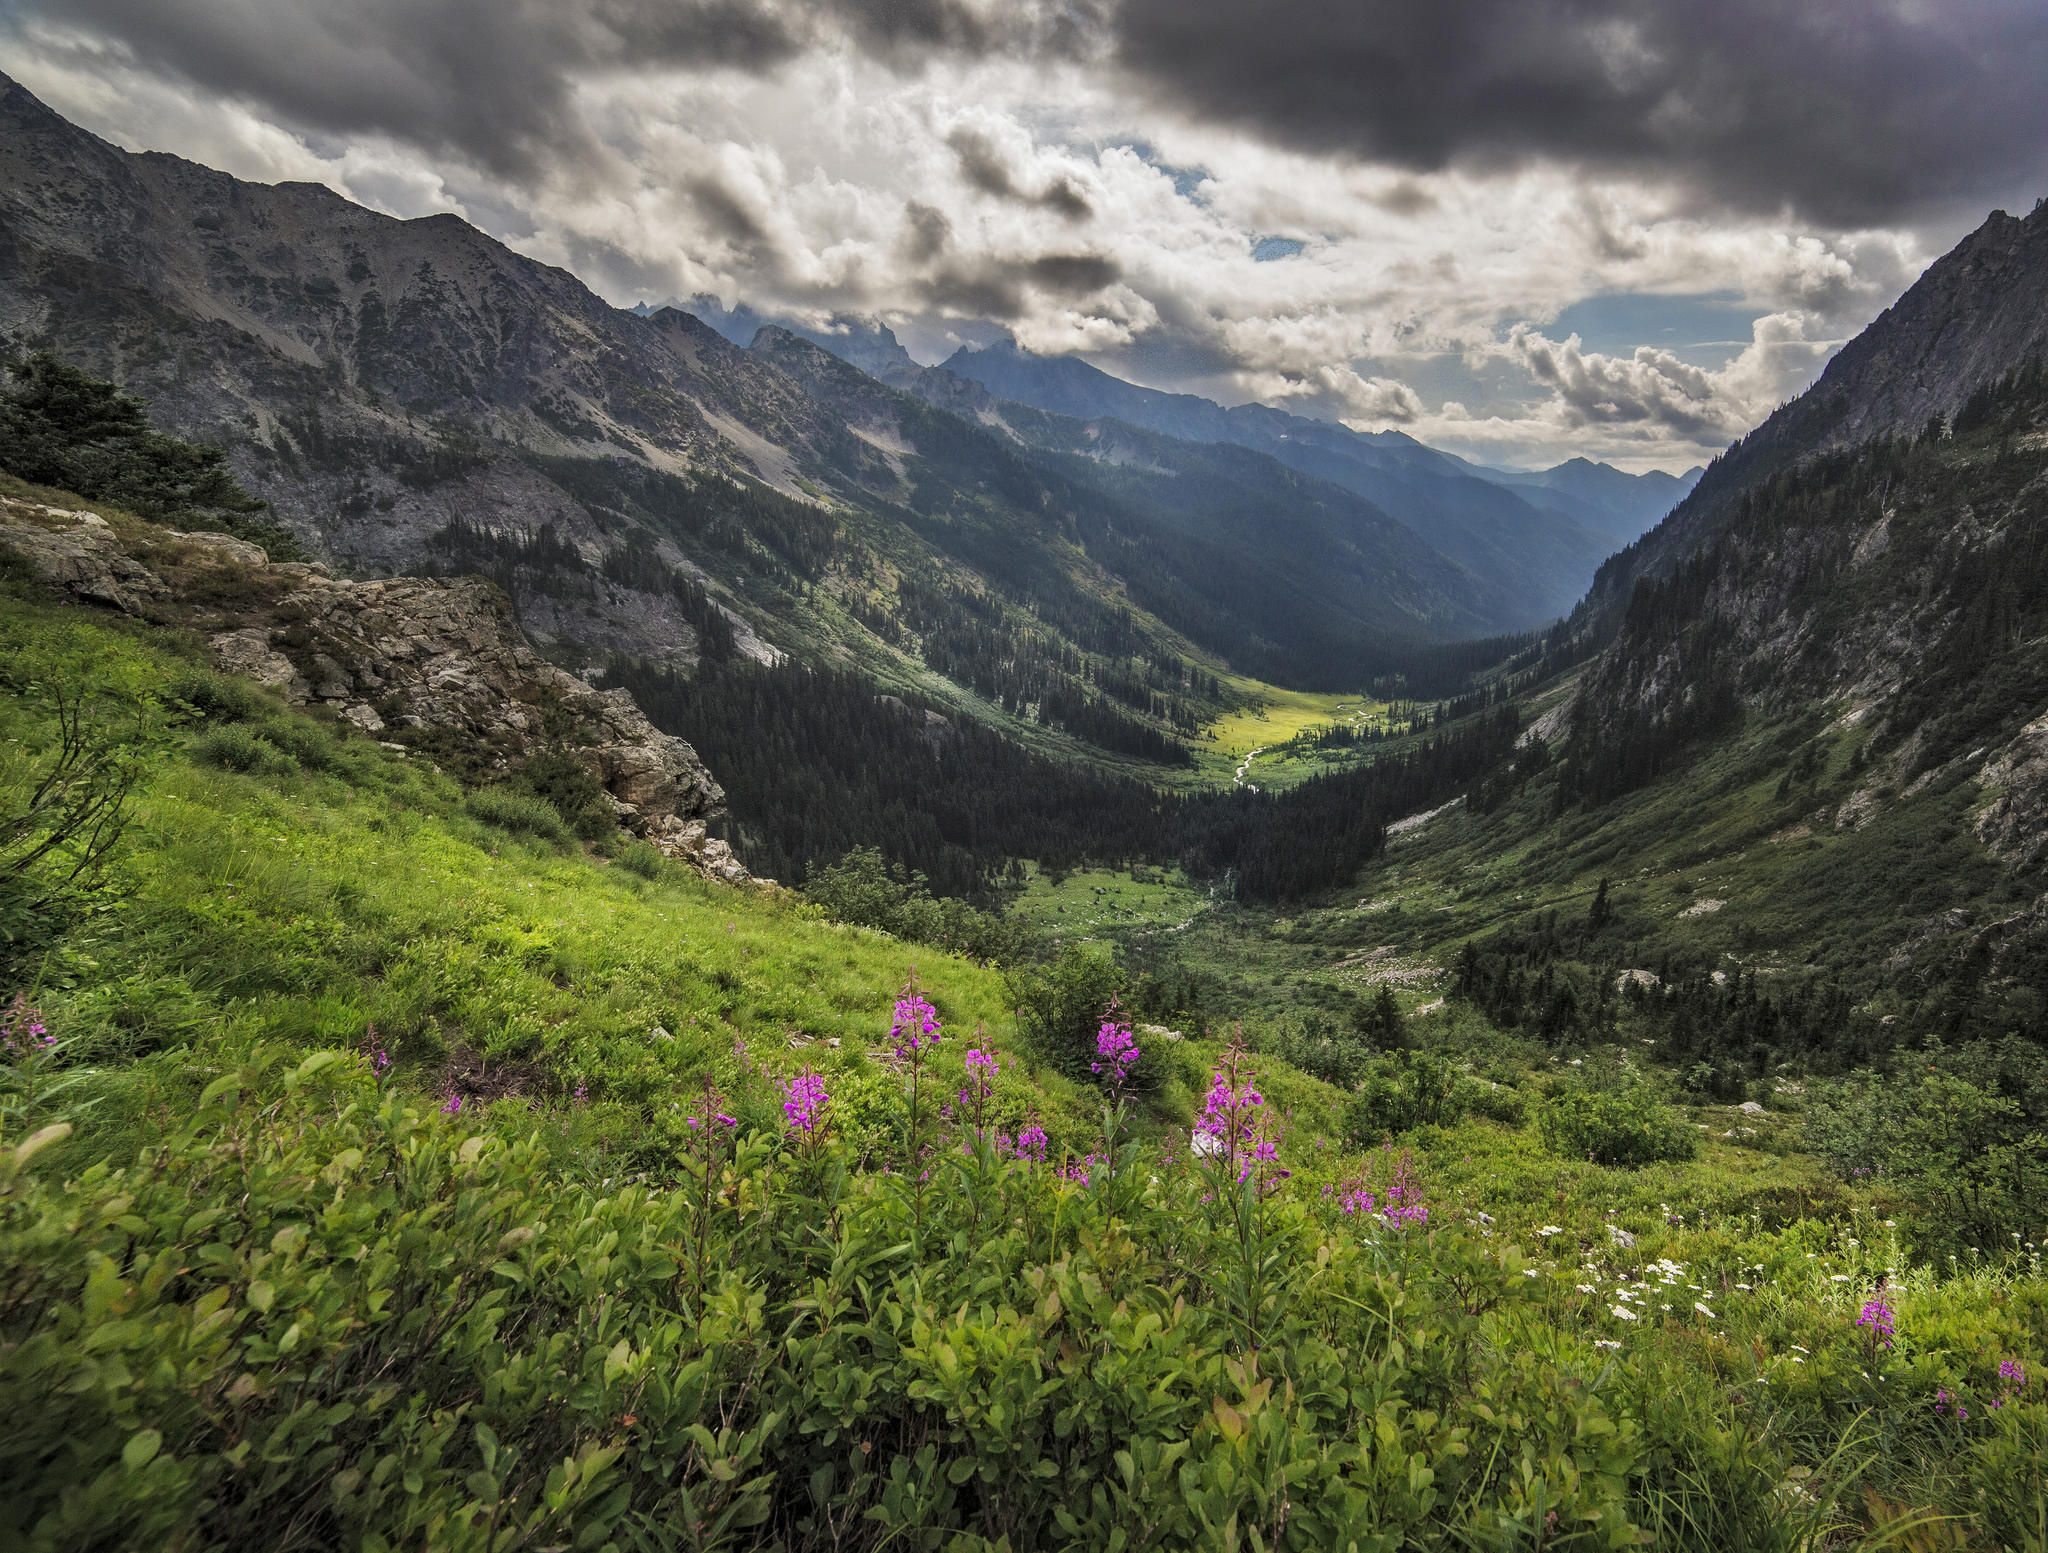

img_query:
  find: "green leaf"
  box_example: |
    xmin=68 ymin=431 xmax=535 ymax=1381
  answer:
xmin=122 ymin=1429 xmax=162 ymax=1470
xmin=10 ymin=1122 xmax=72 ymax=1169
xmin=199 ymin=1073 xmax=243 ymax=1108
xmin=285 ymin=1051 xmax=342 ymax=1090
xmin=247 ymin=1281 xmax=275 ymax=1314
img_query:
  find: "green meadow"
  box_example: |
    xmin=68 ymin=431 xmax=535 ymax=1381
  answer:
xmin=3 ymin=591 xmax=2046 ymax=1550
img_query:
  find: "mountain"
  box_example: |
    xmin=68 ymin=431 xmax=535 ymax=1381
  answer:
xmin=648 ymin=297 xmax=921 ymax=378
xmin=923 ymin=336 xmax=1697 ymax=613
xmin=0 ymin=69 xmax=1542 ymax=769
xmin=1472 ymin=209 xmax=2048 ymax=1045
xmin=1585 ymin=199 xmax=2048 ymax=616
xmin=1487 ymin=457 xmax=1704 ymax=545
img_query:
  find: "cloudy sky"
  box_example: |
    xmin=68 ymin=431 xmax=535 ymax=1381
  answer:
xmin=7 ymin=0 xmax=2046 ymax=471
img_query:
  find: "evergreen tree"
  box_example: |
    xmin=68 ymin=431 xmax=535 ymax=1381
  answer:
xmin=0 ymin=352 xmax=300 ymax=558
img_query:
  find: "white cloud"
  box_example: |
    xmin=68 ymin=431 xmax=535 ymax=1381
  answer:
xmin=4 ymin=21 xmax=1941 ymax=471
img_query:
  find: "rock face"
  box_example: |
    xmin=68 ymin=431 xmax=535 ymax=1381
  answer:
xmin=1 ymin=493 xmax=752 ymax=884
xmin=1587 ymin=199 xmax=2048 ymax=614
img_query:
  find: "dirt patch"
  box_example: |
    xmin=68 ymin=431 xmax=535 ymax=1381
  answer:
xmin=438 ymin=1045 xmax=553 ymax=1106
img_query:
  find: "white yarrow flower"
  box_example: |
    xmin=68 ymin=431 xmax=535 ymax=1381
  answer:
xmin=1612 ymin=1305 xmax=1639 ymax=1321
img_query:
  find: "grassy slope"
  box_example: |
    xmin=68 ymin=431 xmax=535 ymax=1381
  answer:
xmin=7 ymin=581 xmax=2048 ymax=1544
xmin=0 ymin=596 xmax=1113 ymax=1170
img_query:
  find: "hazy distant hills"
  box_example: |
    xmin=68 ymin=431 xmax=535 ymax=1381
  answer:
xmin=669 ymin=299 xmax=1700 ymax=619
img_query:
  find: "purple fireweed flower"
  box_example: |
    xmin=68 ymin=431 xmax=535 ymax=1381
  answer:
xmin=1337 ymin=1166 xmax=1428 ymax=1229
xmin=1 ymin=995 xmax=49 ymax=1055
xmin=890 ymin=994 xmax=941 ymax=1057
xmin=2000 ymin=1359 xmax=2025 ymax=1388
xmin=965 ymin=1047 xmax=999 ymax=1077
xmin=441 ymin=1092 xmax=464 ymax=1117
xmin=1090 ymin=1020 xmax=1140 ymax=1089
xmin=783 ymin=1070 xmax=828 ymax=1137
xmin=1855 ymin=1296 xmax=1895 ymax=1349
xmin=1014 ymin=1122 xmax=1048 ymax=1163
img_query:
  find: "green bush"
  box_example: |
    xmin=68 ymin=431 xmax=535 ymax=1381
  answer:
xmin=167 ymin=669 xmax=264 ymax=724
xmin=1804 ymin=1042 xmax=2048 ymax=1257
xmin=1538 ymin=1085 xmax=1699 ymax=1167
xmin=1006 ymin=943 xmax=1142 ymax=1089
xmin=1344 ymin=1050 xmax=1469 ymax=1141
xmin=255 ymin=716 xmax=337 ymax=772
xmin=1261 ymin=1011 xmax=1375 ymax=1088
xmin=512 ymin=748 xmax=616 ymax=841
xmin=192 ymin=724 xmax=298 ymax=777
xmin=615 ymin=839 xmax=667 ymax=879
xmin=809 ymin=847 xmax=1035 ymax=964
xmin=465 ymin=785 xmax=571 ymax=843
xmin=1463 ymin=1081 xmax=1528 ymax=1127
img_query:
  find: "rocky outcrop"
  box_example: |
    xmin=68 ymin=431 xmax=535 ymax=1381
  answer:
xmin=1977 ymin=710 xmax=2048 ymax=870
xmin=1 ymin=493 xmax=753 ymax=884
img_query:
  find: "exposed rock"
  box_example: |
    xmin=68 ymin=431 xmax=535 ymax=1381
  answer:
xmin=1976 ymin=709 xmax=2048 ymax=868
xmin=0 ymin=497 xmax=754 ymax=885
xmin=1615 ymin=968 xmax=1662 ymax=992
xmin=210 ymin=627 xmax=302 ymax=693
xmin=1519 ymin=691 xmax=1577 ymax=748
xmin=0 ymin=501 xmax=167 ymax=614
xmin=1387 ymin=797 xmax=1463 ymax=837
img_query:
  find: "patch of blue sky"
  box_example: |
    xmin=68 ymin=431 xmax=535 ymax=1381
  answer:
xmin=1250 ymin=236 xmax=1307 ymax=262
xmin=1116 ymin=139 xmax=1212 ymax=201
xmin=1546 ymin=292 xmax=1764 ymax=370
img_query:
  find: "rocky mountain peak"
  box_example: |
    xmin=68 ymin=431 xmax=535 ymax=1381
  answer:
xmin=1590 ymin=198 xmax=2048 ymax=607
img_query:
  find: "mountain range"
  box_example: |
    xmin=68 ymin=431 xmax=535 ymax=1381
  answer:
xmin=671 ymin=296 xmax=1702 ymax=619
xmin=0 ymin=67 xmax=1685 ymax=777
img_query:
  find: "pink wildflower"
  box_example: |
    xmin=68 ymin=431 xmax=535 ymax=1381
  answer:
xmin=783 ymin=1070 xmax=828 ymax=1137
xmin=890 ymin=994 xmax=941 ymax=1058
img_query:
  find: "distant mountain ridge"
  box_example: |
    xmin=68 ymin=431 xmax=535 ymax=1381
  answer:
xmin=655 ymin=304 xmax=1702 ymax=618
xmin=0 ymin=68 xmax=1554 ymax=780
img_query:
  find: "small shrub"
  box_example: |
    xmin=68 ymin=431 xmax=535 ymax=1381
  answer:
xmin=810 ymin=847 xmax=1035 ymax=963
xmin=257 ymin=716 xmax=336 ymax=772
xmin=465 ymin=786 xmax=571 ymax=844
xmin=1006 ymin=944 xmax=1141 ymax=1088
xmin=168 ymin=669 xmax=264 ymax=723
xmin=513 ymin=749 xmax=616 ymax=841
xmin=615 ymin=839 xmax=666 ymax=879
xmin=1464 ymin=1082 xmax=1528 ymax=1127
xmin=1538 ymin=1086 xmax=1698 ymax=1167
xmin=1345 ymin=1050 xmax=1468 ymax=1141
xmin=193 ymin=724 xmax=298 ymax=777
xmin=1262 ymin=1012 xmax=1374 ymax=1088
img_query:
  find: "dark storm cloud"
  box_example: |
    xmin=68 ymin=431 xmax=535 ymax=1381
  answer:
xmin=1109 ymin=0 xmax=2048 ymax=226
xmin=900 ymin=201 xmax=953 ymax=263
xmin=686 ymin=176 xmax=770 ymax=249
xmin=920 ymin=251 xmax=1122 ymax=317
xmin=38 ymin=0 xmax=807 ymax=179
xmin=946 ymin=128 xmax=1095 ymax=220
xmin=34 ymin=0 xmax=1104 ymax=182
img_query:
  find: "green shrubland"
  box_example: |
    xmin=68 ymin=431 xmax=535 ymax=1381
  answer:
xmin=4 ymin=592 xmax=2048 ymax=1548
